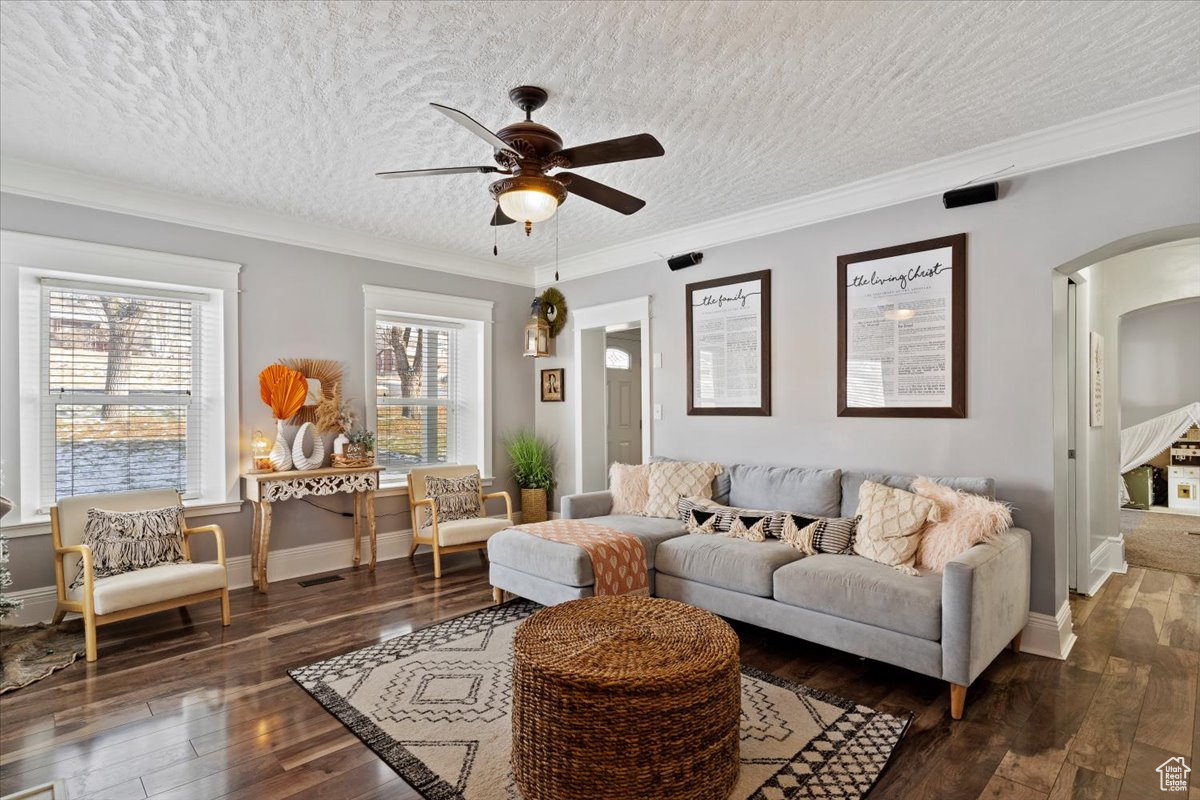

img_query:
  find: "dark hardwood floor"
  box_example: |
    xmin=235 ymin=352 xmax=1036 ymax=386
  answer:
xmin=1 ymin=555 xmax=1196 ymax=799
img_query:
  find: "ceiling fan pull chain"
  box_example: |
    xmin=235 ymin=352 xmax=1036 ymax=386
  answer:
xmin=494 ymin=202 xmax=499 ymax=256
xmin=555 ymin=209 xmax=560 ymax=282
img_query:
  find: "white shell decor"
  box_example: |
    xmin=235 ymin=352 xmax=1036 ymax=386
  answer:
xmin=333 ymin=433 xmax=349 ymax=456
xmin=291 ymin=422 xmax=325 ymax=470
xmin=269 ymin=419 xmax=294 ymax=471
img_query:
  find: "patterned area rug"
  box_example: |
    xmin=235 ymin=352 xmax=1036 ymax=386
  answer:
xmin=1 ymin=621 xmax=85 ymax=694
xmin=290 ymin=601 xmax=910 ymax=799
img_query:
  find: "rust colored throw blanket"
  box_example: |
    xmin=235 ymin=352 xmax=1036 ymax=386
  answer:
xmin=513 ymin=520 xmax=650 ymax=597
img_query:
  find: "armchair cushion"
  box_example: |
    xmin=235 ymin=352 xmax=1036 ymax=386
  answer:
xmin=431 ymin=516 xmax=509 ymax=547
xmin=423 ymin=474 xmax=482 ymax=528
xmin=72 ymin=506 xmax=187 ymax=588
xmin=69 ymin=562 xmax=226 ymax=616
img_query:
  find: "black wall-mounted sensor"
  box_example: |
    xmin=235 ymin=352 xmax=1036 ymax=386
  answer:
xmin=943 ymin=182 xmax=999 ymax=209
xmin=668 ymin=252 xmax=704 ymax=271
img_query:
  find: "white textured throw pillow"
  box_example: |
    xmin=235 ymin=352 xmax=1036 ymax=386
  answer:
xmin=644 ymin=461 xmax=723 ymax=519
xmin=852 ymin=481 xmax=933 ymax=574
xmin=609 ymin=463 xmax=650 ymax=515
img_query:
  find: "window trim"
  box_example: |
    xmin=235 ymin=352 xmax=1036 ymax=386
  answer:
xmin=363 ymin=285 xmax=493 ymax=488
xmin=0 ymin=231 xmax=241 ymax=532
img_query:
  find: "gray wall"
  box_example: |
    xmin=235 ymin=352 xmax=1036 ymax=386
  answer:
xmin=535 ymin=134 xmax=1200 ymax=617
xmin=1119 ymin=297 xmax=1200 ymax=427
xmin=1 ymin=193 xmax=535 ymax=590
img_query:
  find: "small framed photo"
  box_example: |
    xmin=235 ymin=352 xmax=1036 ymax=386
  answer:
xmin=541 ymin=368 xmax=564 ymax=402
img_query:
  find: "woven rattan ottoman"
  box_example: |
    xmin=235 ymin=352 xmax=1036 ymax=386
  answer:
xmin=511 ymin=595 xmax=741 ymax=800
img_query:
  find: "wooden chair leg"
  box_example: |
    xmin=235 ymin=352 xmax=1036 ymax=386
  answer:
xmin=409 ymin=537 xmax=420 ymax=558
xmin=84 ymin=615 xmax=98 ymax=663
xmin=51 ymin=608 xmax=67 ymax=625
xmin=1011 ymin=631 xmax=1022 ymax=652
xmin=432 ymin=544 xmax=443 ymax=579
xmin=220 ymin=589 xmax=231 ymax=626
xmin=493 ymin=587 xmax=504 ymax=604
xmin=949 ymin=683 xmax=967 ymax=720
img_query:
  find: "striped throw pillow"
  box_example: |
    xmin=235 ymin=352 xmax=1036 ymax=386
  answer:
xmin=781 ymin=514 xmax=859 ymax=555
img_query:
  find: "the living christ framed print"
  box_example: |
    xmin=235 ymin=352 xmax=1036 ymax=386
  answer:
xmin=686 ymin=269 xmax=771 ymax=416
xmin=837 ymin=233 xmax=966 ymax=418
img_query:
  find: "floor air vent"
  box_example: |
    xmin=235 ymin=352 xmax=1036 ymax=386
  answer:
xmin=298 ymin=575 xmax=345 ymax=587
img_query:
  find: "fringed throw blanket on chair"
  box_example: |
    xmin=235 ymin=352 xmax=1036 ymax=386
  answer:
xmin=513 ymin=520 xmax=650 ymax=597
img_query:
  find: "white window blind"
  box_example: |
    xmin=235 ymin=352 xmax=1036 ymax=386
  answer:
xmin=40 ymin=281 xmax=202 ymax=506
xmin=374 ymin=316 xmax=461 ymax=476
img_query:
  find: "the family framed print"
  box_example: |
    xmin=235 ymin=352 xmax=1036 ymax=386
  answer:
xmin=686 ymin=269 xmax=771 ymax=416
xmin=837 ymin=233 xmax=966 ymax=418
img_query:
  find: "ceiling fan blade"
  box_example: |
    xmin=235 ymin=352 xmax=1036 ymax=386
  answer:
xmin=555 ymin=133 xmax=664 ymax=169
xmin=491 ymin=206 xmax=516 ymax=226
xmin=557 ymin=172 xmax=646 ymax=215
xmin=430 ymin=103 xmax=513 ymax=153
xmin=376 ymin=166 xmax=502 ymax=179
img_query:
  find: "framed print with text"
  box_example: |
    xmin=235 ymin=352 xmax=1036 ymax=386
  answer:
xmin=837 ymin=234 xmax=966 ymax=418
xmin=686 ymin=269 xmax=771 ymax=416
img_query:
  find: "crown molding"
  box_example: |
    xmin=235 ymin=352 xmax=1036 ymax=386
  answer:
xmin=0 ymin=158 xmax=534 ymax=287
xmin=534 ymin=86 xmax=1200 ymax=285
xmin=3 ymin=87 xmax=1196 ymax=291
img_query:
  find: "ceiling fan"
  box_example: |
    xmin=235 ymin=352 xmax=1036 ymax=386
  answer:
xmin=376 ymin=86 xmax=664 ymax=236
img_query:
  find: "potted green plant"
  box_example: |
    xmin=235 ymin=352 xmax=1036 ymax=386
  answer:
xmin=504 ymin=430 xmax=555 ymax=523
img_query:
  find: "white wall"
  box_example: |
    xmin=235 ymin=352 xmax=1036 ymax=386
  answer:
xmin=0 ymin=193 xmax=536 ymax=591
xmin=536 ymin=134 xmax=1200 ymax=617
xmin=1119 ymin=297 xmax=1200 ymax=427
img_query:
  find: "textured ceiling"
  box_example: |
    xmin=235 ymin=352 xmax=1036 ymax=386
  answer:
xmin=2 ymin=0 xmax=1199 ymax=268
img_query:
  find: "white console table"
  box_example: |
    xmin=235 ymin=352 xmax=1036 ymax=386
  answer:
xmin=242 ymin=465 xmax=384 ymax=593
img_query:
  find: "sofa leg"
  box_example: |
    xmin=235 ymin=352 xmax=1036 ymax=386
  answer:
xmin=1011 ymin=631 xmax=1022 ymax=653
xmin=949 ymin=683 xmax=967 ymax=720
xmin=493 ymin=587 xmax=504 ymax=604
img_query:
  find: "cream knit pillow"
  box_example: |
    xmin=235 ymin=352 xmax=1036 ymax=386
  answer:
xmin=644 ymin=461 xmax=723 ymax=518
xmin=609 ymin=463 xmax=650 ymax=515
xmin=852 ymin=481 xmax=934 ymax=574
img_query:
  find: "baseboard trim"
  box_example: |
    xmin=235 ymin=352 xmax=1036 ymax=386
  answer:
xmin=1086 ymin=535 xmax=1128 ymax=596
xmin=1020 ymin=599 xmax=1077 ymax=660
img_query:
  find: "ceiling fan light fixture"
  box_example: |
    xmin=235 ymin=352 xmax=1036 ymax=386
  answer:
xmin=491 ymin=176 xmax=567 ymax=230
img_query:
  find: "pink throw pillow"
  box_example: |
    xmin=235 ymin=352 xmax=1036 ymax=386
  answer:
xmin=610 ymin=463 xmax=650 ymax=515
xmin=912 ymin=477 xmax=1012 ymax=572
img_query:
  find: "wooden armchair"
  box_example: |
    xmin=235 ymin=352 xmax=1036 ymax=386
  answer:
xmin=50 ymin=488 xmax=231 ymax=662
xmin=406 ymin=466 xmax=513 ymax=578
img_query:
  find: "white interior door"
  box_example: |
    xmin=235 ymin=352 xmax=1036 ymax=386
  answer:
xmin=606 ymin=343 xmax=642 ymax=470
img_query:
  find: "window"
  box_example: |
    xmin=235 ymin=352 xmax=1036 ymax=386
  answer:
xmin=605 ymin=346 xmax=632 ymax=370
xmin=42 ymin=282 xmax=202 ymax=505
xmin=374 ymin=319 xmax=456 ymax=471
xmin=364 ymin=286 xmax=493 ymax=484
xmin=1 ymin=232 xmax=241 ymax=526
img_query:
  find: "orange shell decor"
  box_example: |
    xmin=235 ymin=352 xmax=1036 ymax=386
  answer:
xmin=258 ymin=364 xmax=307 ymax=420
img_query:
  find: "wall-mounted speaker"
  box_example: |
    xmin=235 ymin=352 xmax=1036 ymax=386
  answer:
xmin=943 ymin=182 xmax=999 ymax=209
xmin=668 ymin=252 xmax=703 ymax=271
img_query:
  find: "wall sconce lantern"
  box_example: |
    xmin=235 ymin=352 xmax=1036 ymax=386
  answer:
xmin=250 ymin=429 xmax=273 ymax=472
xmin=524 ymin=298 xmax=551 ymax=358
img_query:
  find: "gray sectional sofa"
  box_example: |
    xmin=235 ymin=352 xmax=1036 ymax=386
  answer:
xmin=487 ymin=463 xmax=1031 ymax=719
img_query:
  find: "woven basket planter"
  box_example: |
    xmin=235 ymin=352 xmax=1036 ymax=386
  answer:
xmin=520 ymin=488 xmax=548 ymax=523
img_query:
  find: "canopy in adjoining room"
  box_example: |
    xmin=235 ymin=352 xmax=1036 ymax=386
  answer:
xmin=1119 ymin=401 xmax=1200 ymax=503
